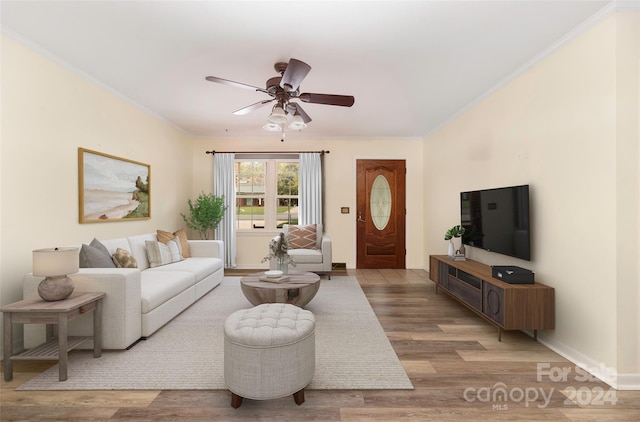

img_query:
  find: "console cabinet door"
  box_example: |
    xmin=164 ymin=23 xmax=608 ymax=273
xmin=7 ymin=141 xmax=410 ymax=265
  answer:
xmin=483 ymin=281 xmax=505 ymax=325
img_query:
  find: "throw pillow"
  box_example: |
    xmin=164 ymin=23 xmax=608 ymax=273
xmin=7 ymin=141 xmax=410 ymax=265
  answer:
xmin=146 ymin=239 xmax=183 ymax=268
xmin=79 ymin=238 xmax=116 ymax=268
xmin=287 ymin=224 xmax=318 ymax=250
xmin=112 ymin=248 xmax=138 ymax=268
xmin=157 ymin=229 xmax=191 ymax=258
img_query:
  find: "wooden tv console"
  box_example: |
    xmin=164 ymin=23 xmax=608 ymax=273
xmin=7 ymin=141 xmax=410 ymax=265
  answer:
xmin=429 ymin=255 xmax=555 ymax=341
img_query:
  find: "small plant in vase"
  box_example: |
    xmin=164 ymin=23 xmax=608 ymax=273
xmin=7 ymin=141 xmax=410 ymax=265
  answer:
xmin=444 ymin=225 xmax=466 ymax=259
xmin=262 ymin=233 xmax=296 ymax=274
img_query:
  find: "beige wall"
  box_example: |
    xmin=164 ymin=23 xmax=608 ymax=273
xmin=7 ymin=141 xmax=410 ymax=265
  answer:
xmin=423 ymin=13 xmax=639 ymax=387
xmin=0 ymin=36 xmax=193 ymax=353
xmin=2 ymin=10 xmax=637 ymax=389
xmin=191 ymin=137 xmax=424 ymax=269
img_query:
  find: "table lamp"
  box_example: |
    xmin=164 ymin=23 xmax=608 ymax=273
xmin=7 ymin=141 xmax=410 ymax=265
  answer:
xmin=33 ymin=247 xmax=79 ymax=301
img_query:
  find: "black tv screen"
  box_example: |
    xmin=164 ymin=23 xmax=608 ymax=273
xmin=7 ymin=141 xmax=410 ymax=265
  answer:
xmin=460 ymin=185 xmax=531 ymax=261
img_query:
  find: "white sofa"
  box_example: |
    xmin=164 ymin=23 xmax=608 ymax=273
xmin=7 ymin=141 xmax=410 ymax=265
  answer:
xmin=23 ymin=233 xmax=224 ymax=350
xmin=269 ymin=224 xmax=332 ymax=279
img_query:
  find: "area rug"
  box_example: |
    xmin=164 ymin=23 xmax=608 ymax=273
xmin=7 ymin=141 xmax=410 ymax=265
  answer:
xmin=17 ymin=276 xmax=413 ymax=391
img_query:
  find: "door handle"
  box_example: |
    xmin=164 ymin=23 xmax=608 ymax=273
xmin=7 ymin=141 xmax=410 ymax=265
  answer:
xmin=357 ymin=211 xmax=366 ymax=223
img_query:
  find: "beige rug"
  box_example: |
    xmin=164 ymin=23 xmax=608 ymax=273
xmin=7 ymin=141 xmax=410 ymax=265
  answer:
xmin=17 ymin=276 xmax=413 ymax=391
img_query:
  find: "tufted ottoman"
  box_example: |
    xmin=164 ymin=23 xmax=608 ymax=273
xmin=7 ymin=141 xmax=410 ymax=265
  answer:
xmin=223 ymin=303 xmax=316 ymax=408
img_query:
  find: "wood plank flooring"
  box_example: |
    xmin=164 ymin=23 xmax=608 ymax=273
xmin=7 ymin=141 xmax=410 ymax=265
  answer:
xmin=2 ymin=269 xmax=638 ymax=421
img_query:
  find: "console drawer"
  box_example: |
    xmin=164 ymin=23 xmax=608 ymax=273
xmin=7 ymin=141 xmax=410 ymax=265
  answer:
xmin=447 ymin=275 xmax=481 ymax=310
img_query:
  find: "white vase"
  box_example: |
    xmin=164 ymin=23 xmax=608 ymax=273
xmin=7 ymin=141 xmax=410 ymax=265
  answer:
xmin=447 ymin=240 xmax=455 ymax=258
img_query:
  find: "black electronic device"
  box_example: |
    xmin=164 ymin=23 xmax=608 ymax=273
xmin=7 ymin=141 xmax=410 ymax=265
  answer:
xmin=491 ymin=265 xmax=535 ymax=284
xmin=460 ymin=185 xmax=531 ymax=261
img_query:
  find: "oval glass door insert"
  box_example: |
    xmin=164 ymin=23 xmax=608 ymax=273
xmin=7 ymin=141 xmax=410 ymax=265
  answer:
xmin=370 ymin=174 xmax=392 ymax=230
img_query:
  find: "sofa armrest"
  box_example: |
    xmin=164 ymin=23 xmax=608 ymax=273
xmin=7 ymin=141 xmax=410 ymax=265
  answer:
xmin=321 ymin=235 xmax=332 ymax=262
xmin=23 ymin=268 xmax=142 ymax=350
xmin=188 ymin=240 xmax=224 ymax=262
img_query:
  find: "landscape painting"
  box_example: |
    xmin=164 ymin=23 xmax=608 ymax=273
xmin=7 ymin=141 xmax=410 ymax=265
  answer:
xmin=79 ymin=148 xmax=150 ymax=223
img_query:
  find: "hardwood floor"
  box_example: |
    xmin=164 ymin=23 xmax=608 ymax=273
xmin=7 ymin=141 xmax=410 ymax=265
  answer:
xmin=2 ymin=269 xmax=638 ymax=421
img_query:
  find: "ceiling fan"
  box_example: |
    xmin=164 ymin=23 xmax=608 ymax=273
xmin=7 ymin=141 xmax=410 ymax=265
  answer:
xmin=205 ymin=58 xmax=355 ymax=130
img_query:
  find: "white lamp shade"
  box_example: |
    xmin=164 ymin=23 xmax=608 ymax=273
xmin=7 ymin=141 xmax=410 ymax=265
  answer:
xmin=33 ymin=247 xmax=79 ymax=277
xmin=268 ymin=104 xmax=288 ymax=124
xmin=288 ymin=114 xmax=307 ymax=130
xmin=262 ymin=122 xmax=282 ymax=132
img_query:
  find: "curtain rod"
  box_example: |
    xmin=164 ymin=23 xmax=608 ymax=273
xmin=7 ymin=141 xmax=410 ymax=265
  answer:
xmin=206 ymin=150 xmax=329 ymax=155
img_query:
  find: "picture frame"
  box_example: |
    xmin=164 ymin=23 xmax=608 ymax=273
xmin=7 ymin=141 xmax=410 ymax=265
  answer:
xmin=78 ymin=148 xmax=151 ymax=223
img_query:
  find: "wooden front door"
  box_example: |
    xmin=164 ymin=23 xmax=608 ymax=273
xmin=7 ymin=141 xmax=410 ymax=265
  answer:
xmin=356 ymin=159 xmax=406 ymax=269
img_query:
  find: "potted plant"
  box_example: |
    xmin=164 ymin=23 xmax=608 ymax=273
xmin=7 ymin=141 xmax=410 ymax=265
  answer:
xmin=181 ymin=193 xmax=228 ymax=239
xmin=444 ymin=225 xmax=466 ymax=258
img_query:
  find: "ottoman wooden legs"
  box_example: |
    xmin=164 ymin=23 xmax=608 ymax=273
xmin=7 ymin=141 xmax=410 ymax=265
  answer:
xmin=293 ymin=388 xmax=305 ymax=405
xmin=230 ymin=388 xmax=306 ymax=409
xmin=231 ymin=393 xmax=243 ymax=409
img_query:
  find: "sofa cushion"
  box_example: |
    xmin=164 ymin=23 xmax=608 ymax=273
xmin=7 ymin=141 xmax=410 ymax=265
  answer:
xmin=100 ymin=238 xmax=131 ymax=255
xmin=287 ymin=224 xmax=318 ymax=250
xmin=127 ymin=233 xmax=157 ymax=270
xmin=147 ymin=257 xmax=222 ymax=282
xmin=146 ymin=239 xmax=183 ymax=268
xmin=287 ymin=248 xmax=323 ymax=264
xmin=140 ymin=270 xmax=195 ymax=313
xmin=157 ymin=229 xmax=191 ymax=258
xmin=112 ymin=248 xmax=138 ymax=268
xmin=79 ymin=238 xmax=116 ymax=268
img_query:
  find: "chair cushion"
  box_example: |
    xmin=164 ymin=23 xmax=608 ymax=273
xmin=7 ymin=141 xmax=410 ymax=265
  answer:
xmin=288 ymin=248 xmax=323 ymax=264
xmin=287 ymin=224 xmax=318 ymax=250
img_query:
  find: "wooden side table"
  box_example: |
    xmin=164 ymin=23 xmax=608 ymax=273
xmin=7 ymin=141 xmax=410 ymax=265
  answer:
xmin=2 ymin=292 xmax=105 ymax=381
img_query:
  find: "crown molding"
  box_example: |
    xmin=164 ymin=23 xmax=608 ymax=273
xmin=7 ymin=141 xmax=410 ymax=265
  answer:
xmin=424 ymin=1 xmax=625 ymax=139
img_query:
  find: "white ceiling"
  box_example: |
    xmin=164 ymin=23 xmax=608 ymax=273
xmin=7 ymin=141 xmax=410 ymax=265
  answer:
xmin=1 ymin=1 xmax=612 ymax=141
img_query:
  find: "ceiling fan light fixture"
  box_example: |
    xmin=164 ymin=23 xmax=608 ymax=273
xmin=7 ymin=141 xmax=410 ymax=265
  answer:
xmin=288 ymin=114 xmax=307 ymax=130
xmin=268 ymin=104 xmax=288 ymax=124
xmin=262 ymin=122 xmax=282 ymax=132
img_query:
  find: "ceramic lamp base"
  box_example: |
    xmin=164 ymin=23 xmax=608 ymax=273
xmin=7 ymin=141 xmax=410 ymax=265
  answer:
xmin=38 ymin=275 xmax=74 ymax=301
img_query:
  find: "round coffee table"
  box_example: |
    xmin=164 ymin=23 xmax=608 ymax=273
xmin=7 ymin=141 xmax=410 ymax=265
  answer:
xmin=240 ymin=271 xmax=321 ymax=308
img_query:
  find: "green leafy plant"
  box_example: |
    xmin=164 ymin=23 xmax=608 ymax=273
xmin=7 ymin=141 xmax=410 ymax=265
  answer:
xmin=181 ymin=193 xmax=227 ymax=240
xmin=444 ymin=225 xmax=466 ymax=241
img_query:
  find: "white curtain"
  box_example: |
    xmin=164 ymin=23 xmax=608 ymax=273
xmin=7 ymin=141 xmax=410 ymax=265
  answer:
xmin=213 ymin=153 xmax=236 ymax=268
xmin=298 ymin=152 xmax=322 ymax=225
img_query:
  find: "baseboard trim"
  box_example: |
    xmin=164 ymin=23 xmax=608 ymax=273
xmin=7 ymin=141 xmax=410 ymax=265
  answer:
xmin=537 ymin=332 xmax=640 ymax=391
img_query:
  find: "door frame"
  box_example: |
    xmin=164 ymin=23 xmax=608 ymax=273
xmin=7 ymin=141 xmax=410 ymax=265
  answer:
xmin=354 ymin=158 xmax=406 ymax=269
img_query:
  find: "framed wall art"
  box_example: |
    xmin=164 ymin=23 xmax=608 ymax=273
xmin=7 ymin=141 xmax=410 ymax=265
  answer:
xmin=78 ymin=148 xmax=151 ymax=223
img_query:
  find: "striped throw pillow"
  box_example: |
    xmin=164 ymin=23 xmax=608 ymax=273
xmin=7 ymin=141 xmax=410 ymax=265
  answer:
xmin=146 ymin=239 xmax=183 ymax=268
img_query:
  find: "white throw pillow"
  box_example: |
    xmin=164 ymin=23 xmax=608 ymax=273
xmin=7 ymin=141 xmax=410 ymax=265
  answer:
xmin=146 ymin=239 xmax=183 ymax=268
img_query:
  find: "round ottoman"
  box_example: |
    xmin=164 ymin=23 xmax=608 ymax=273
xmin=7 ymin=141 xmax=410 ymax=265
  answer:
xmin=224 ymin=303 xmax=316 ymax=408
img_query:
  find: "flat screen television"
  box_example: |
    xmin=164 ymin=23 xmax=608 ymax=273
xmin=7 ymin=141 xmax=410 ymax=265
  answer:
xmin=460 ymin=185 xmax=531 ymax=261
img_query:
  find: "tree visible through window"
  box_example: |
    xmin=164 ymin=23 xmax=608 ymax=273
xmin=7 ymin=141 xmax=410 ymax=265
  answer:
xmin=235 ymin=159 xmax=299 ymax=230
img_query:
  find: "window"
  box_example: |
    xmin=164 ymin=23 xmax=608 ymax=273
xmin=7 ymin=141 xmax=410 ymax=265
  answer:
xmin=235 ymin=159 xmax=299 ymax=231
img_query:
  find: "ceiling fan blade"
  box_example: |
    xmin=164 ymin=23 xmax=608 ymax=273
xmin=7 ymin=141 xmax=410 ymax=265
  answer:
xmin=280 ymin=58 xmax=311 ymax=92
xmin=205 ymin=76 xmax=267 ymax=93
xmin=232 ymin=99 xmax=274 ymax=115
xmin=299 ymin=93 xmax=355 ymax=107
xmin=287 ymin=103 xmax=312 ymax=123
